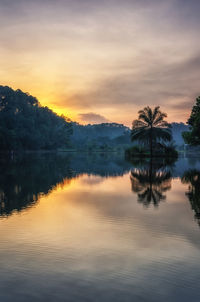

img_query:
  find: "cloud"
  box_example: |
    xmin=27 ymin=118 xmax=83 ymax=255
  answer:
xmin=78 ymin=112 xmax=110 ymax=124
xmin=0 ymin=0 xmax=200 ymax=124
xmin=68 ymin=53 xmax=200 ymax=110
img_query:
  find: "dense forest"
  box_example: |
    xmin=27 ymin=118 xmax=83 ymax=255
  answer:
xmin=0 ymin=86 xmax=72 ymax=150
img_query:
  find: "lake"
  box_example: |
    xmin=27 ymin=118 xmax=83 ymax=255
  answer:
xmin=0 ymin=153 xmax=200 ymax=301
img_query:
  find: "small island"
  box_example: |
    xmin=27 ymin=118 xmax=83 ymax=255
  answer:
xmin=125 ymin=106 xmax=178 ymax=160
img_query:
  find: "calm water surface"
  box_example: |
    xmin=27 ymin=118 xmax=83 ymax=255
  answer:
xmin=0 ymin=154 xmax=200 ymax=301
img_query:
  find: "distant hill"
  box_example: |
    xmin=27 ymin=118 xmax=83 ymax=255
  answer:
xmin=71 ymin=122 xmax=189 ymax=150
xmin=71 ymin=122 xmax=131 ymax=150
xmin=72 ymin=122 xmax=130 ymax=140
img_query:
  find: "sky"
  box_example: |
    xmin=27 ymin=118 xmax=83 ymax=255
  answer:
xmin=0 ymin=0 xmax=200 ymax=126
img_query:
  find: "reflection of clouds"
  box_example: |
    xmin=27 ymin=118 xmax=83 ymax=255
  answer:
xmin=80 ymin=175 xmax=105 ymax=186
xmin=42 ymin=173 xmax=200 ymax=301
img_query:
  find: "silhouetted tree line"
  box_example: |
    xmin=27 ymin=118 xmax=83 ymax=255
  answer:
xmin=0 ymin=85 xmax=191 ymax=151
xmin=0 ymin=86 xmax=72 ymax=150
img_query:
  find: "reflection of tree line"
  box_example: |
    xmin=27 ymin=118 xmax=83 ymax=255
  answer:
xmin=2 ymin=153 xmax=200 ymax=227
xmin=0 ymin=154 xmax=74 ymax=217
xmin=0 ymin=153 xmax=132 ymax=217
xmin=182 ymin=170 xmax=200 ymax=226
xmin=69 ymin=152 xmax=132 ymax=177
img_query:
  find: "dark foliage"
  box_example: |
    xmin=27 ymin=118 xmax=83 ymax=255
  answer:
xmin=0 ymin=86 xmax=72 ymax=150
xmin=126 ymin=142 xmax=178 ymax=160
xmin=125 ymin=145 xmax=147 ymax=158
xmin=131 ymin=106 xmax=172 ymax=157
xmin=182 ymin=96 xmax=200 ymax=145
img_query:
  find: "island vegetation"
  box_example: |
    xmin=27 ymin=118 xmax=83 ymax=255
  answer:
xmin=126 ymin=106 xmax=178 ymax=159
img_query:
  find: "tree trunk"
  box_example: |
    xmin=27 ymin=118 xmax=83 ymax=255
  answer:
xmin=150 ymin=126 xmax=153 ymax=158
xmin=149 ymin=155 xmax=153 ymax=198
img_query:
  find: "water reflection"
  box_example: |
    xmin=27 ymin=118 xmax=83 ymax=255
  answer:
xmin=0 ymin=154 xmax=74 ymax=216
xmin=0 ymin=153 xmax=132 ymax=217
xmin=2 ymin=152 xmax=200 ymax=219
xmin=130 ymin=160 xmax=172 ymax=207
xmin=1 ymin=155 xmax=200 ymax=301
xmin=182 ymin=169 xmax=200 ymax=226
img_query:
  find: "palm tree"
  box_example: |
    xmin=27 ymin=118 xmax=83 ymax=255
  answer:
xmin=131 ymin=106 xmax=172 ymax=157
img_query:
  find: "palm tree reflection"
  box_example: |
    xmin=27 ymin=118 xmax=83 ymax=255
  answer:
xmin=131 ymin=160 xmax=172 ymax=207
xmin=182 ymin=169 xmax=200 ymax=226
